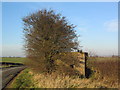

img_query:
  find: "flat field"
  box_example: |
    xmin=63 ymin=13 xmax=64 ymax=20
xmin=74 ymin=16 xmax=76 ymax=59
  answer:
xmin=1 ymin=57 xmax=26 ymax=64
xmin=87 ymin=57 xmax=119 ymax=87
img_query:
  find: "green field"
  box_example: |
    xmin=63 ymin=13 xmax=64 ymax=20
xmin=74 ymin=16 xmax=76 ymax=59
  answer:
xmin=1 ymin=57 xmax=26 ymax=64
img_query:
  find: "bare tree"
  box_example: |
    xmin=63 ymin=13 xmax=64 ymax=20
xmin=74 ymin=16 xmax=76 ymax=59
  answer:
xmin=23 ymin=9 xmax=78 ymax=73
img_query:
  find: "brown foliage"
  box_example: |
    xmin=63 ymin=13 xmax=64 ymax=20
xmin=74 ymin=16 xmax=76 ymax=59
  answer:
xmin=23 ymin=9 xmax=78 ymax=73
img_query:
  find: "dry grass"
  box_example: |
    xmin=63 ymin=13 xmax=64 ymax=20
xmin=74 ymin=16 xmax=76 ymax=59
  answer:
xmin=9 ymin=57 xmax=119 ymax=88
xmin=33 ymin=72 xmax=90 ymax=88
xmin=32 ymin=71 xmax=118 ymax=88
xmin=87 ymin=57 xmax=119 ymax=88
xmin=31 ymin=57 xmax=119 ymax=88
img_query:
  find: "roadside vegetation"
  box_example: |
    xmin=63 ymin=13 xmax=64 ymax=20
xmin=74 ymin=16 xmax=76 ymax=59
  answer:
xmin=32 ymin=57 xmax=118 ymax=88
xmin=8 ymin=69 xmax=36 ymax=88
xmin=9 ymin=57 xmax=119 ymax=88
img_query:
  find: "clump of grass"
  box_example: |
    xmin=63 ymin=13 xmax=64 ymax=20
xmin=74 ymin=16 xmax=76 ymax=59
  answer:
xmin=10 ymin=69 xmax=36 ymax=88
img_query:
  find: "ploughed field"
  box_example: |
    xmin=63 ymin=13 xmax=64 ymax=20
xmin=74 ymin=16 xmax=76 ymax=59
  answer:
xmin=87 ymin=57 xmax=119 ymax=88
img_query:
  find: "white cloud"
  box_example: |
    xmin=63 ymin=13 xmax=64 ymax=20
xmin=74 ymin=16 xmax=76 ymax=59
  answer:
xmin=104 ymin=19 xmax=118 ymax=32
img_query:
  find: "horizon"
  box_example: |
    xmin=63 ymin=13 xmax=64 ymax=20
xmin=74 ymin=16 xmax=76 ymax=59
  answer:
xmin=2 ymin=2 xmax=118 ymax=57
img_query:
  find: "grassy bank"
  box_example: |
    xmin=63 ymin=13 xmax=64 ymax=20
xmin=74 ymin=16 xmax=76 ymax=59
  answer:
xmin=8 ymin=69 xmax=36 ymax=88
xmin=9 ymin=69 xmax=107 ymax=88
xmin=32 ymin=57 xmax=118 ymax=88
xmin=8 ymin=57 xmax=119 ymax=88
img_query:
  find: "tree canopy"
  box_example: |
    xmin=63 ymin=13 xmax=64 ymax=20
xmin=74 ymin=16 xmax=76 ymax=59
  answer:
xmin=23 ymin=9 xmax=79 ymax=73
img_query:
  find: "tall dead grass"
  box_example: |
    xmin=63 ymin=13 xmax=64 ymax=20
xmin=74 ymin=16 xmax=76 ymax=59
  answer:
xmin=30 ymin=57 xmax=119 ymax=88
xmin=87 ymin=57 xmax=119 ymax=88
xmin=32 ymin=71 xmax=118 ymax=88
xmin=32 ymin=72 xmax=99 ymax=88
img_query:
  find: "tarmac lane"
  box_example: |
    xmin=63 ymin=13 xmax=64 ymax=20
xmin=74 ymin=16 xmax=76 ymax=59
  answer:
xmin=1 ymin=66 xmax=26 ymax=89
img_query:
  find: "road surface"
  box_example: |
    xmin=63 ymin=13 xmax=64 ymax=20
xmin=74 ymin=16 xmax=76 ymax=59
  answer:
xmin=1 ymin=66 xmax=26 ymax=89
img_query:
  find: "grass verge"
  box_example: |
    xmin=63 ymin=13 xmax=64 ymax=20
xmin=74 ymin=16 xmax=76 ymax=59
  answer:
xmin=8 ymin=69 xmax=36 ymax=88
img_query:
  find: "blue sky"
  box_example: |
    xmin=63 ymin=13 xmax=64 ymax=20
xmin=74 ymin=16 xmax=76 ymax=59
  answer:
xmin=2 ymin=2 xmax=118 ymax=56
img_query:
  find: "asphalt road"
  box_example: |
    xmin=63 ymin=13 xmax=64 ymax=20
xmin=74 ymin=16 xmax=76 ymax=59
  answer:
xmin=1 ymin=66 xmax=26 ymax=89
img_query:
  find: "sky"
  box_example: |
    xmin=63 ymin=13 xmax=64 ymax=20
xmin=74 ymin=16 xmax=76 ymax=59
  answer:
xmin=2 ymin=2 xmax=118 ymax=57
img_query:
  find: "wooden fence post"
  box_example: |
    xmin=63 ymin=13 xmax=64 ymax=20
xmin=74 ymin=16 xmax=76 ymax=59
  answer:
xmin=77 ymin=52 xmax=88 ymax=77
